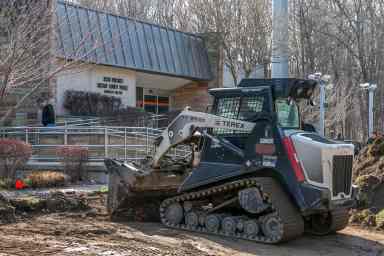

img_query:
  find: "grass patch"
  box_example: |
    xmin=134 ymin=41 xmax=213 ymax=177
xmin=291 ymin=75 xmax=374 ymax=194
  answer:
xmin=376 ymin=210 xmax=384 ymax=228
xmin=0 ymin=178 xmax=12 ymax=190
xmin=99 ymin=186 xmax=108 ymax=193
xmin=26 ymin=171 xmax=69 ymax=188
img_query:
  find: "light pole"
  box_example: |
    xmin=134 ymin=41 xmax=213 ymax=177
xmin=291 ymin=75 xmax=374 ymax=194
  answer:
xmin=271 ymin=0 xmax=289 ymax=79
xmin=308 ymin=73 xmax=331 ymax=137
xmin=360 ymin=83 xmax=377 ymax=138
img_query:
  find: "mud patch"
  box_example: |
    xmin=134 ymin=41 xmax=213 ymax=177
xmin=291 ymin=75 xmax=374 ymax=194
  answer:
xmin=8 ymin=191 xmax=90 ymax=215
xmin=45 ymin=192 xmax=89 ymax=212
xmin=0 ymin=193 xmax=15 ymax=224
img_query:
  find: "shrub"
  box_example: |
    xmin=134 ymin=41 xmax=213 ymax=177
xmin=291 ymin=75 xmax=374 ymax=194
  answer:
xmin=56 ymin=146 xmax=89 ymax=182
xmin=0 ymin=139 xmax=32 ymax=187
xmin=26 ymin=171 xmax=69 ymax=188
xmin=0 ymin=178 xmax=12 ymax=190
xmin=376 ymin=210 xmax=384 ymax=229
xmin=63 ymin=90 xmax=122 ymax=116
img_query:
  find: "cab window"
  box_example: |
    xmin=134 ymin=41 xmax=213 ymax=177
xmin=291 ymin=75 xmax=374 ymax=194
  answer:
xmin=275 ymin=99 xmax=300 ymax=129
xmin=213 ymin=93 xmax=269 ymax=135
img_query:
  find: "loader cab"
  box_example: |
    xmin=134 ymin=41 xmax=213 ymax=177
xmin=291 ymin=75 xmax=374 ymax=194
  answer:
xmin=208 ymin=86 xmax=273 ymax=154
xmin=203 ymin=79 xmax=318 ymax=164
xmin=238 ymin=78 xmax=317 ymax=131
xmin=210 ymin=79 xmax=317 ymax=130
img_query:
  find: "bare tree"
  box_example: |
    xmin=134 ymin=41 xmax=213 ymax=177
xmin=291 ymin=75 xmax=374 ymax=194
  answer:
xmin=0 ymin=0 xmax=113 ymax=125
xmin=289 ymin=0 xmax=384 ymax=141
xmin=189 ymin=0 xmax=271 ymax=86
xmin=86 ymin=0 xmax=192 ymax=30
xmin=75 ymin=0 xmax=153 ymax=20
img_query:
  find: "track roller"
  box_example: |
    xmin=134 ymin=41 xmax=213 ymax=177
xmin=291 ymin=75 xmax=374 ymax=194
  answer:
xmin=199 ymin=213 xmax=207 ymax=226
xmin=222 ymin=216 xmax=242 ymax=235
xmin=185 ymin=211 xmax=200 ymax=228
xmin=205 ymin=214 xmax=225 ymax=233
xmin=244 ymin=220 xmax=260 ymax=237
xmin=260 ymin=214 xmax=284 ymax=240
xmin=164 ymin=202 xmax=184 ymax=225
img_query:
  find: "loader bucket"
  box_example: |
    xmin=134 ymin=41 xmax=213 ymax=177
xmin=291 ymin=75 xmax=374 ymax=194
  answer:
xmin=105 ymin=159 xmax=189 ymax=222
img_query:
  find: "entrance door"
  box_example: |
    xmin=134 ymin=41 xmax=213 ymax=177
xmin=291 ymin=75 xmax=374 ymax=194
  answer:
xmin=136 ymin=87 xmax=170 ymax=115
xmin=143 ymin=95 xmax=170 ymax=114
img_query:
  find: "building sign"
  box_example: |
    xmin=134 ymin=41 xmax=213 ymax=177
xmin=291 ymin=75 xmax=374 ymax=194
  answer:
xmin=97 ymin=76 xmax=128 ymax=96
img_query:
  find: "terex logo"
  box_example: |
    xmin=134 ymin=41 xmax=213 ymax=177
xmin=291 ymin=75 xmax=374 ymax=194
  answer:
xmin=215 ymin=120 xmax=245 ymax=129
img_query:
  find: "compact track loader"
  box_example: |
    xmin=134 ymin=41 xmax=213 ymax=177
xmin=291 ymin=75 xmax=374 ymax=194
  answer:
xmin=105 ymin=78 xmax=355 ymax=243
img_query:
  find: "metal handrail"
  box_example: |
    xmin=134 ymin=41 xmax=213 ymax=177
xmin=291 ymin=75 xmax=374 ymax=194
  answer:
xmin=0 ymin=126 xmax=190 ymax=163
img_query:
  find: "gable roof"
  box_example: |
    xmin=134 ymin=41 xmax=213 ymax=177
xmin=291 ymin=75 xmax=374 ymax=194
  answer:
xmin=55 ymin=0 xmax=212 ymax=81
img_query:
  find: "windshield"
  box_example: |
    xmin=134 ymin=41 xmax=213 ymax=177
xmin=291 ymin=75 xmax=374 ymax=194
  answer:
xmin=275 ymin=99 xmax=300 ymax=129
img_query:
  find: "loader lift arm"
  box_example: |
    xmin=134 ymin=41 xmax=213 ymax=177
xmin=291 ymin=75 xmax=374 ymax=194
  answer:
xmin=152 ymin=108 xmax=256 ymax=168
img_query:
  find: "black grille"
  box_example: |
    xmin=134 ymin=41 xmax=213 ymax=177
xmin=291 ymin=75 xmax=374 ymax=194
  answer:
xmin=332 ymin=155 xmax=353 ymax=196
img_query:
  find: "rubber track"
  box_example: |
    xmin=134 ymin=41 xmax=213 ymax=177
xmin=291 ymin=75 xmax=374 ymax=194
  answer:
xmin=160 ymin=177 xmax=304 ymax=244
xmin=330 ymin=208 xmax=350 ymax=233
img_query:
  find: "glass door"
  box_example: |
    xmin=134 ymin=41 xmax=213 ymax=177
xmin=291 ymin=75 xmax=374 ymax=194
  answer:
xmin=137 ymin=87 xmax=170 ymax=114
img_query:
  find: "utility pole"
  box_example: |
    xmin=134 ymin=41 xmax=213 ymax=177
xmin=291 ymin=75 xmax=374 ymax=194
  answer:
xmin=271 ymin=0 xmax=289 ymax=78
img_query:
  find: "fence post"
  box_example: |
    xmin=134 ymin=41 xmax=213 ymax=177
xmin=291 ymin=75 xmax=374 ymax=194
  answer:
xmin=64 ymin=128 xmax=68 ymax=145
xmin=146 ymin=127 xmax=149 ymax=155
xmin=105 ymin=127 xmax=108 ymax=158
xmin=25 ymin=127 xmax=29 ymax=144
xmin=124 ymin=128 xmax=127 ymax=161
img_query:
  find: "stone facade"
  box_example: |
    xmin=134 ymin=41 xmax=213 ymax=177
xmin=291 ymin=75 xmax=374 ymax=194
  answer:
xmin=171 ymin=82 xmax=212 ymax=112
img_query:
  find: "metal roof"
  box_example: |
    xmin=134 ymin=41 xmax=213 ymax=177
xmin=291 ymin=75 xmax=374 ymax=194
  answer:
xmin=55 ymin=0 xmax=212 ymax=81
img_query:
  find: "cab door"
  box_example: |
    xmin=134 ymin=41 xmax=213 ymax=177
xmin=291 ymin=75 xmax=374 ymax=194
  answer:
xmin=202 ymin=88 xmax=273 ymax=164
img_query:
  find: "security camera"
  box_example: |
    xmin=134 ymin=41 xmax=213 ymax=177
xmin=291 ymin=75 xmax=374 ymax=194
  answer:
xmin=308 ymin=72 xmax=327 ymax=81
xmin=322 ymin=75 xmax=331 ymax=82
xmin=359 ymin=83 xmax=370 ymax=89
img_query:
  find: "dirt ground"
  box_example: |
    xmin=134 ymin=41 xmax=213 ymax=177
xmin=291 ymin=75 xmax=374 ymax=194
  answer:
xmin=0 ymin=194 xmax=383 ymax=256
xmin=0 ymin=213 xmax=383 ymax=256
